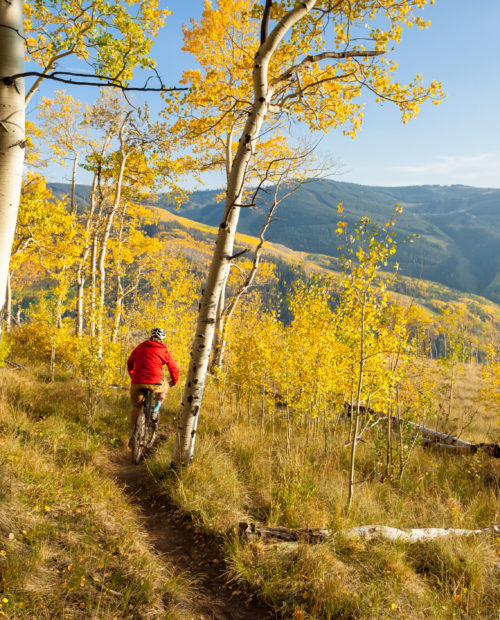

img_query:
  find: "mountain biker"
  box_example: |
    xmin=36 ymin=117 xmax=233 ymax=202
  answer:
xmin=127 ymin=327 xmax=179 ymax=445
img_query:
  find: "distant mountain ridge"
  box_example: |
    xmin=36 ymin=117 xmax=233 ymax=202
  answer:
xmin=49 ymin=180 xmax=500 ymax=303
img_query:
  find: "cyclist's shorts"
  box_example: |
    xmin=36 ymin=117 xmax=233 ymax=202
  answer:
xmin=130 ymin=380 xmax=169 ymax=407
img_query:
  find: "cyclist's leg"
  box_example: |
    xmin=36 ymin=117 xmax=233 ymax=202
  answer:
xmin=152 ymin=381 xmax=170 ymax=417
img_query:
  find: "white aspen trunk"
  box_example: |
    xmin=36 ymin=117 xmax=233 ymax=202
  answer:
xmin=76 ymin=269 xmax=85 ymax=337
xmin=210 ymin=266 xmax=229 ymax=371
xmin=111 ymin=288 xmax=123 ymax=344
xmin=341 ymin=524 xmax=500 ymax=543
xmin=111 ymin=209 xmax=126 ymax=345
xmin=96 ymin=141 xmax=128 ymax=351
xmin=240 ymin=522 xmax=500 ymax=544
xmin=56 ymin=298 xmax=63 ymax=329
xmin=89 ymin=234 xmax=98 ymax=338
xmin=111 ymin=263 xmax=126 ymax=344
xmin=209 ymin=127 xmax=234 ymax=371
xmin=75 ymin=173 xmax=99 ymax=337
xmin=70 ymin=153 xmax=78 ymax=214
xmin=347 ymin=294 xmax=366 ymax=512
xmin=5 ymin=270 xmax=12 ymax=332
xmin=390 ymin=416 xmax=472 ymax=448
xmin=0 ymin=0 xmax=25 ymax=326
xmin=172 ymin=0 xmax=317 ymax=466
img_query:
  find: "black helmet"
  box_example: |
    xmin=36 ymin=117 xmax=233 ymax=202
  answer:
xmin=150 ymin=327 xmax=166 ymax=341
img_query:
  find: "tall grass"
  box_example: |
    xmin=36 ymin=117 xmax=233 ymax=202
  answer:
xmin=0 ymin=368 xmax=193 ymax=619
xmin=148 ymin=370 xmax=500 ymax=619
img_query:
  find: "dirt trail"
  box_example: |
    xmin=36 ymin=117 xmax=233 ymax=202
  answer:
xmin=113 ymin=450 xmax=275 ymax=620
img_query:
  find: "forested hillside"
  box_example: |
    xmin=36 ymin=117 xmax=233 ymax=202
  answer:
xmin=163 ymin=180 xmax=500 ymax=303
xmin=50 ymin=180 xmax=500 ymax=303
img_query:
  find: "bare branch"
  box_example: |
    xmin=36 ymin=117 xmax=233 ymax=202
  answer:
xmin=2 ymin=70 xmax=187 ymax=93
xmin=272 ymin=49 xmax=384 ymax=90
xmin=219 ymin=148 xmax=329 ymax=336
xmin=228 ymin=248 xmax=249 ymax=261
xmin=260 ymin=1 xmax=273 ymax=44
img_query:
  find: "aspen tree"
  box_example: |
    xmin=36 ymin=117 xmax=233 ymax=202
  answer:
xmin=74 ymin=90 xmax=181 ymax=343
xmin=35 ymin=91 xmax=95 ymax=335
xmin=108 ymin=203 xmax=160 ymax=344
xmin=8 ymin=175 xmax=77 ymax=325
xmin=336 ymin=211 xmax=405 ymax=510
xmin=24 ymin=0 xmax=168 ymax=104
xmin=0 ymin=0 xmax=168 ymax=335
xmin=172 ymin=0 xmax=443 ymax=465
xmin=38 ymin=91 xmax=90 ymax=214
xmin=437 ymin=304 xmax=474 ymax=428
xmin=0 ymin=0 xmax=25 ymax=324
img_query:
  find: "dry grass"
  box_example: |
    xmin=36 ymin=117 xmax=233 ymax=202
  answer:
xmin=0 ymin=368 xmax=193 ymax=619
xmin=2 ymin=362 xmax=498 ymax=618
xmin=148 ymin=369 xmax=500 ymax=619
xmin=431 ymin=360 xmax=500 ymax=443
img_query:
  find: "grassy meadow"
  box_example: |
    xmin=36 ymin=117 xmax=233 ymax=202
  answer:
xmin=148 ymin=364 xmax=500 ymax=619
xmin=0 ymin=367 xmax=194 ymax=619
xmin=0 ymin=359 xmax=498 ymax=619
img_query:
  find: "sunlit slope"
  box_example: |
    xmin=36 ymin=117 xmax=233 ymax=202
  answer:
xmin=153 ymin=204 xmax=500 ymax=324
xmin=49 ymin=180 xmax=500 ymax=304
xmin=156 ymin=180 xmax=500 ymax=303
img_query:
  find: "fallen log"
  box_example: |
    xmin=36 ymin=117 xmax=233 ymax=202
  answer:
xmin=391 ymin=416 xmax=470 ymax=447
xmin=338 ymin=524 xmax=500 ymax=543
xmin=5 ymin=360 xmax=26 ymax=370
xmin=239 ymin=522 xmax=500 ymax=544
xmin=420 ymin=438 xmax=500 ymax=457
xmin=345 ymin=404 xmax=500 ymax=458
xmin=392 ymin=416 xmax=500 ymax=458
xmin=239 ymin=522 xmax=331 ymax=543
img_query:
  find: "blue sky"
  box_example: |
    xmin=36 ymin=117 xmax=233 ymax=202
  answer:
xmin=30 ymin=0 xmax=500 ymax=189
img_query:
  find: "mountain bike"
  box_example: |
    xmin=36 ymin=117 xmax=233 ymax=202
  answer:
xmin=131 ymin=388 xmax=159 ymax=464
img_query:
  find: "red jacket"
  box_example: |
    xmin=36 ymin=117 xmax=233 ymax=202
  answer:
xmin=127 ymin=340 xmax=179 ymax=386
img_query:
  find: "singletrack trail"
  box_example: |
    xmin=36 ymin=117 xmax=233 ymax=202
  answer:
xmin=113 ymin=449 xmax=275 ymax=620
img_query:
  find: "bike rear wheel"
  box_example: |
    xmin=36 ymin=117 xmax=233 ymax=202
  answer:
xmin=131 ymin=389 xmax=158 ymax=464
xmin=132 ymin=411 xmax=146 ymax=464
xmin=143 ymin=389 xmax=158 ymax=449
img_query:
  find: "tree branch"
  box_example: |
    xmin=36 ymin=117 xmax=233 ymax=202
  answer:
xmin=272 ymin=49 xmax=384 ymax=90
xmin=2 ymin=70 xmax=187 ymax=93
xmin=260 ymin=0 xmax=273 ymax=44
xmin=227 ymin=248 xmax=249 ymax=261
